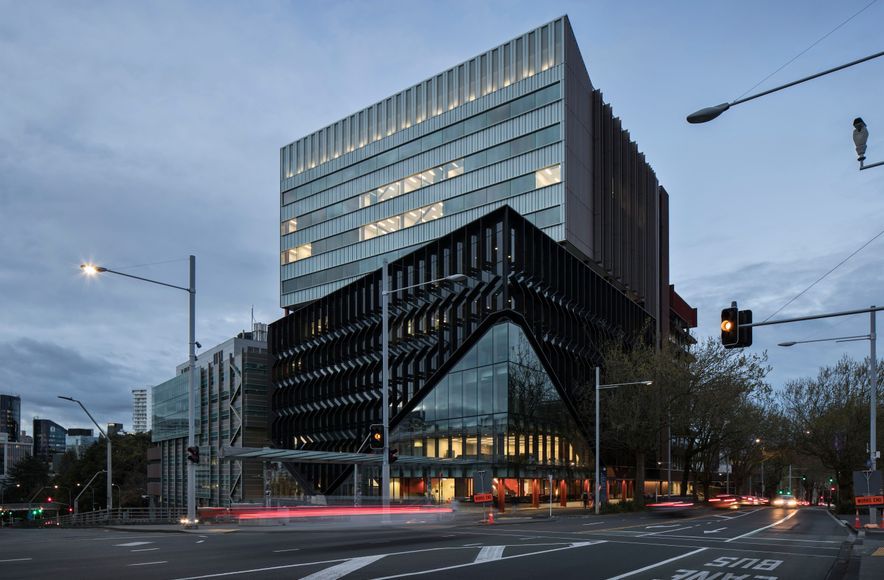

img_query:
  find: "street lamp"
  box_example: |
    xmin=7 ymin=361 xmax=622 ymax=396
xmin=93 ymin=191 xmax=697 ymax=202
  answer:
xmin=687 ymin=50 xmax=884 ymax=124
xmin=778 ymin=316 xmax=877 ymax=522
xmin=57 ymin=396 xmax=112 ymax=517
xmin=380 ymin=259 xmax=466 ymax=510
xmin=80 ymin=257 xmax=197 ymax=526
xmin=594 ymin=367 xmax=653 ymax=514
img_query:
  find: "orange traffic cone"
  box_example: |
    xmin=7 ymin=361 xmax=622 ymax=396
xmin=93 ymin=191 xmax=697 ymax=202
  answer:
xmin=488 ymin=512 xmax=494 ymax=524
xmin=854 ymin=509 xmax=861 ymax=528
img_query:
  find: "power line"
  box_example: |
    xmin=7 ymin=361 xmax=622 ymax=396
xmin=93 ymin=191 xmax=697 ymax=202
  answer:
xmin=763 ymin=226 xmax=884 ymax=322
xmin=734 ymin=0 xmax=879 ymax=101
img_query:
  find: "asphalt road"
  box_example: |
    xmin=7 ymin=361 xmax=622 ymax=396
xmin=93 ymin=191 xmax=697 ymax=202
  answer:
xmin=0 ymin=507 xmax=853 ymax=579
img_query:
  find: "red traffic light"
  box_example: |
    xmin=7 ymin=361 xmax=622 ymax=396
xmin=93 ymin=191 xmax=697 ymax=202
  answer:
xmin=47 ymin=496 xmax=53 ymax=502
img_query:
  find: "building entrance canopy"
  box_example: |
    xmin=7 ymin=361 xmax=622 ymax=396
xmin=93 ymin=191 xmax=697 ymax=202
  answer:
xmin=221 ymin=446 xmax=476 ymax=467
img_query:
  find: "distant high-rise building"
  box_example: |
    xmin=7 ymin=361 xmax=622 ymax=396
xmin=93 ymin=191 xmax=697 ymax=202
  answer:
xmin=107 ymin=422 xmax=124 ymax=437
xmin=66 ymin=428 xmax=97 ymax=458
xmin=132 ymin=388 xmax=151 ymax=433
xmin=0 ymin=394 xmax=21 ymax=442
xmin=0 ymin=432 xmax=32 ymax=477
xmin=33 ymin=418 xmax=66 ymax=462
xmin=152 ymin=324 xmax=270 ymax=508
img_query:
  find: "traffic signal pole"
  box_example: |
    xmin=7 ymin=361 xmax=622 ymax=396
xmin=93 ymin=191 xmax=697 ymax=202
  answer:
xmin=730 ymin=303 xmax=882 ymax=524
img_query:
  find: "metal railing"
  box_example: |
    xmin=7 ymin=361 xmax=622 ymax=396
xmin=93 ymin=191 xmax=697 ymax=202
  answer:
xmin=57 ymin=507 xmax=187 ymax=527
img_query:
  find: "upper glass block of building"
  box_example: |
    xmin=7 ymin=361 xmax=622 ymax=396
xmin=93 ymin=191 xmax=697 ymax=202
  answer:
xmin=280 ymin=18 xmax=568 ymax=308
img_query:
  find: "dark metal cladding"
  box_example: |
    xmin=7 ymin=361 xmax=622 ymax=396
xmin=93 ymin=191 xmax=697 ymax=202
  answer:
xmin=269 ymin=207 xmax=653 ymax=493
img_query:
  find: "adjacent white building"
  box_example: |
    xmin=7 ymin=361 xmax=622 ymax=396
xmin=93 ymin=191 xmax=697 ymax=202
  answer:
xmin=132 ymin=388 xmax=151 ymax=433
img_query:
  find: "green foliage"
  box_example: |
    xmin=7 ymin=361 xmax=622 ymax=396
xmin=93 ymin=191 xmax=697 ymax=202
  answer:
xmin=7 ymin=455 xmax=50 ymax=501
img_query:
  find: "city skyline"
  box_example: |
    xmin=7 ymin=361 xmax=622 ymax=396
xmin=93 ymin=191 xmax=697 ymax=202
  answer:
xmin=1 ymin=0 xmax=882 ymax=430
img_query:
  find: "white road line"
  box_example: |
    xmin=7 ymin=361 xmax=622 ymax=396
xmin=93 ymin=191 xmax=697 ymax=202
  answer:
xmin=372 ymin=541 xmax=605 ymax=580
xmin=604 ymin=548 xmax=708 ymax=579
xmin=703 ymin=527 xmax=727 ymax=534
xmin=474 ymin=546 xmax=505 ymax=563
xmin=638 ymin=525 xmax=693 ymax=537
xmin=171 ymin=557 xmax=350 ymax=579
xmin=128 ymin=561 xmax=168 ymax=567
xmin=583 ymin=522 xmax=604 ymax=526
xmin=131 ymin=548 xmax=159 ymax=552
xmin=724 ymin=509 xmax=799 ymax=543
xmin=272 ymin=548 xmax=301 ymax=553
xmin=0 ymin=558 xmax=33 ymax=563
xmin=463 ymin=542 xmax=482 ymax=546
xmin=115 ymin=541 xmax=153 ymax=547
xmin=300 ymin=555 xmax=385 ymax=580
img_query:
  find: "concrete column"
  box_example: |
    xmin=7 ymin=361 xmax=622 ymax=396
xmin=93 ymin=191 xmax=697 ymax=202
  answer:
xmin=559 ymin=479 xmax=567 ymax=507
xmin=532 ymin=479 xmax=540 ymax=508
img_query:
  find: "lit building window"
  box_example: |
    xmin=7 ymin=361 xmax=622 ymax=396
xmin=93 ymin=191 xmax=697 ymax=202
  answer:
xmin=535 ymin=164 xmax=562 ymax=188
xmin=360 ymin=203 xmax=444 ymax=240
xmin=281 ymin=219 xmax=297 ymax=235
xmin=281 ymin=243 xmax=312 ymax=265
xmin=360 ymin=160 xmax=463 ymax=208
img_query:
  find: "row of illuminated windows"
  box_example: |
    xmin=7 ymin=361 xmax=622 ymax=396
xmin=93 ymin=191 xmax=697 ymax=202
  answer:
xmin=281 ymin=159 xmax=463 ymax=236
xmin=280 ymin=162 xmax=561 ymax=268
xmin=282 ymin=22 xmax=564 ymax=178
xmin=281 ymin=82 xmax=561 ymax=207
xmin=360 ymin=202 xmax=444 ymax=241
xmin=280 ymin=125 xmax=560 ymax=263
xmin=279 ymin=201 xmax=562 ymax=294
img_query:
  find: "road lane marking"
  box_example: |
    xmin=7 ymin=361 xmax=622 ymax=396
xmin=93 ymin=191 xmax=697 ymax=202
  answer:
xmin=300 ymin=555 xmax=385 ymax=580
xmin=474 ymin=546 xmax=505 ymax=563
xmin=115 ymin=541 xmax=153 ymax=547
xmin=372 ymin=541 xmax=605 ymax=580
xmin=463 ymin=542 xmax=482 ymax=546
xmin=171 ymin=558 xmax=351 ymax=579
xmin=583 ymin=522 xmax=604 ymax=526
xmin=196 ymin=540 xmax=205 ymax=544
xmin=0 ymin=558 xmax=33 ymax=563
xmin=638 ymin=525 xmax=693 ymax=537
xmin=604 ymin=548 xmax=708 ymax=579
xmin=131 ymin=548 xmax=159 ymax=552
xmin=703 ymin=528 xmax=727 ymax=534
xmin=646 ymin=524 xmax=682 ymax=529
xmin=724 ymin=510 xmax=798 ymax=543
xmin=273 ymin=548 xmax=301 ymax=553
xmin=128 ymin=561 xmax=167 ymax=566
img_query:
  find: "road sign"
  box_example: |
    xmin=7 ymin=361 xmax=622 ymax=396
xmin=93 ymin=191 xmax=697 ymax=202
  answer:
xmin=855 ymin=495 xmax=884 ymax=506
xmin=474 ymin=493 xmax=493 ymax=503
xmin=852 ymin=470 xmax=883 ymax=497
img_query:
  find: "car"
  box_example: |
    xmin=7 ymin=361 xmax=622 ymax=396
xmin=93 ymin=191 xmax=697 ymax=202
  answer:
xmin=739 ymin=495 xmax=761 ymax=506
xmin=647 ymin=496 xmax=698 ymax=516
xmin=709 ymin=494 xmax=740 ymax=510
xmin=771 ymin=493 xmax=798 ymax=508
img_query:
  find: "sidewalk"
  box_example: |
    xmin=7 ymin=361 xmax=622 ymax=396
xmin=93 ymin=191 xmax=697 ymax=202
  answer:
xmin=834 ymin=511 xmax=884 ymax=580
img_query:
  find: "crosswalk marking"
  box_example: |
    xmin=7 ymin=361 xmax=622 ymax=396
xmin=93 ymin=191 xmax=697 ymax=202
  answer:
xmin=300 ymin=555 xmax=385 ymax=580
xmin=474 ymin=546 xmax=505 ymax=563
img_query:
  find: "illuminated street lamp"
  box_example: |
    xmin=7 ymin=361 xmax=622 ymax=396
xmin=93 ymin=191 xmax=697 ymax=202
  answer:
xmin=80 ymin=256 xmax=198 ymax=526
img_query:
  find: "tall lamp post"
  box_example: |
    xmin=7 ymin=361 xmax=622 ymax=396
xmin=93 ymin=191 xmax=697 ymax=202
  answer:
xmin=80 ymin=257 xmax=197 ymax=526
xmin=57 ymin=396 xmax=112 ymax=517
xmin=779 ymin=315 xmax=878 ymax=523
xmin=594 ymin=367 xmax=653 ymax=514
xmin=380 ymin=259 xmax=466 ymax=509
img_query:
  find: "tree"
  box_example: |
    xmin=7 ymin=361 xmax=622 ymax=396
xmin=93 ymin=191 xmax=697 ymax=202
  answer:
xmin=779 ymin=355 xmax=883 ymax=504
xmin=8 ymin=455 xmax=50 ymax=501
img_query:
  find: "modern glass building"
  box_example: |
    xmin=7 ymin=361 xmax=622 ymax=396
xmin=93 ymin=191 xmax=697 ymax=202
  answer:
xmin=32 ymin=418 xmax=66 ymax=463
xmin=151 ymin=328 xmax=271 ymax=508
xmin=0 ymin=394 xmax=21 ymax=443
xmin=271 ymin=16 xmax=696 ymax=503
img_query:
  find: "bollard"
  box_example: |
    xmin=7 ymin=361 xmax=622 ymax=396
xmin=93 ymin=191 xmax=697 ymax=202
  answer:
xmin=854 ymin=509 xmax=861 ymax=528
xmin=487 ymin=511 xmax=494 ymax=525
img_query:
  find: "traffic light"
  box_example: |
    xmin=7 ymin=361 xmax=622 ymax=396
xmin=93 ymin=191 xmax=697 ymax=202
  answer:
xmin=369 ymin=424 xmax=384 ymax=450
xmin=721 ymin=303 xmax=753 ymax=348
xmin=389 ymin=448 xmax=399 ymax=464
xmin=738 ymin=309 xmax=753 ymax=348
xmin=186 ymin=446 xmax=200 ymax=464
xmin=721 ymin=306 xmax=739 ymax=347
xmin=47 ymin=496 xmax=53 ymax=503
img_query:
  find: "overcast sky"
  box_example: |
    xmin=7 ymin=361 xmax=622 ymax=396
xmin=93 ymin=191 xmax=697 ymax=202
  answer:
xmin=1 ymin=0 xmax=882 ymax=434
